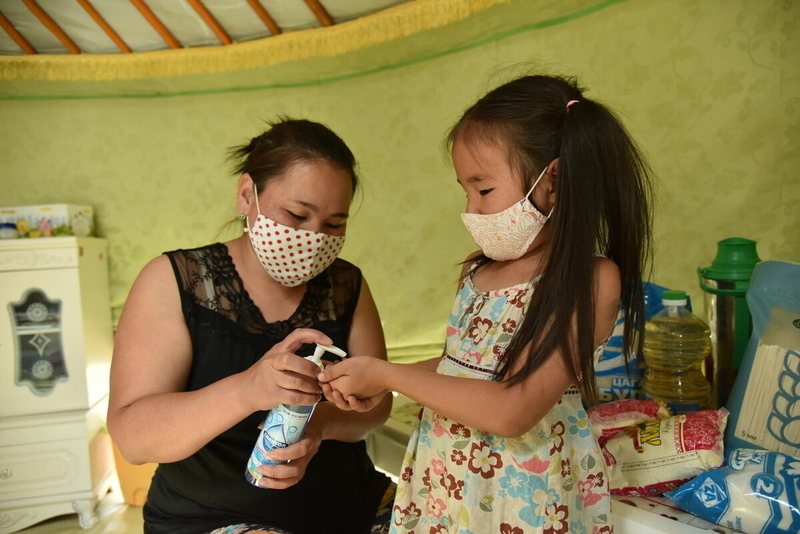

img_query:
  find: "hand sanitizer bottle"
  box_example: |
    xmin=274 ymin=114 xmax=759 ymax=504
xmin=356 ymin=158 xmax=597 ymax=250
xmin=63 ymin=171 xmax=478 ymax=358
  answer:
xmin=245 ymin=343 xmax=346 ymax=486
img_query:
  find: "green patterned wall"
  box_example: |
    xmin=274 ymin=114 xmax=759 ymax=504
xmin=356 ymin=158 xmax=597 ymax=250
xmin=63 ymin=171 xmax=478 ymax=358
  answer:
xmin=1 ymin=0 xmax=797 ymax=362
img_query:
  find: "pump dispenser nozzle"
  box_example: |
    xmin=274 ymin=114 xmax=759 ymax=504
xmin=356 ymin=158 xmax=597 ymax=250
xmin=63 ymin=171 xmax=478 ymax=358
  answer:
xmin=307 ymin=343 xmax=347 ymax=371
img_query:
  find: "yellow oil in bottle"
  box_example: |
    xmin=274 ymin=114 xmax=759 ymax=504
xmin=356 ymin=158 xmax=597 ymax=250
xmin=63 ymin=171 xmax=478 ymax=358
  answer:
xmin=642 ymin=290 xmax=712 ymax=413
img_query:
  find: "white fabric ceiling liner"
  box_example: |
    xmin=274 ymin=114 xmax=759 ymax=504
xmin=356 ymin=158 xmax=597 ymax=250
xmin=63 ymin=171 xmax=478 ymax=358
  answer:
xmin=0 ymin=0 xmax=411 ymax=55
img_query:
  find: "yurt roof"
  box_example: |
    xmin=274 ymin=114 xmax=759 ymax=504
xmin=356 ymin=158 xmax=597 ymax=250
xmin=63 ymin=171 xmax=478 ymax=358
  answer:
xmin=0 ymin=0 xmax=618 ymax=98
xmin=0 ymin=0 xmax=413 ymax=55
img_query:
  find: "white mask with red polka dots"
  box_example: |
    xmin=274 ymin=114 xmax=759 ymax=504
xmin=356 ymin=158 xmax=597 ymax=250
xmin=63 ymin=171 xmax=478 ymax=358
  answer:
xmin=244 ymin=186 xmax=344 ymax=287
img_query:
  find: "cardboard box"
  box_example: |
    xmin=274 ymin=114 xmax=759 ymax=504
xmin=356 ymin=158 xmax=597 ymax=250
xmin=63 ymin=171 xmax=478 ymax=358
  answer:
xmin=111 ymin=440 xmax=157 ymax=506
xmin=0 ymin=204 xmax=94 ymax=237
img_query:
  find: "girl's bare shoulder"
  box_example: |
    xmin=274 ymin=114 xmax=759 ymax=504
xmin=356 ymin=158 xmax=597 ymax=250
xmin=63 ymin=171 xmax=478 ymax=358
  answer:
xmin=594 ymin=256 xmax=621 ymax=304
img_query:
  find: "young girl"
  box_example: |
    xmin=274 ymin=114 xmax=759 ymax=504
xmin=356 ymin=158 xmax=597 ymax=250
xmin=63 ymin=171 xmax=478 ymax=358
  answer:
xmin=320 ymin=74 xmax=653 ymax=533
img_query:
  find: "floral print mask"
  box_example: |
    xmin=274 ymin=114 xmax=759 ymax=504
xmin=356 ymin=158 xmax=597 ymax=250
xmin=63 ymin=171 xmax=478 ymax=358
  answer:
xmin=460 ymin=165 xmax=552 ymax=261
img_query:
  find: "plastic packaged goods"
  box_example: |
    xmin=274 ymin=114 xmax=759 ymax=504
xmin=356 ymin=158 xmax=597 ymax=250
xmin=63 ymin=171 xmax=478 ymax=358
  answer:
xmin=245 ymin=343 xmax=346 ymax=487
xmin=725 ymin=261 xmax=800 ymax=458
xmin=641 ymin=290 xmax=712 ymax=414
xmin=588 ymin=399 xmax=671 ymax=441
xmin=601 ymin=408 xmax=728 ymax=496
xmin=665 ymin=448 xmax=800 ymax=534
xmin=0 ymin=204 xmax=94 ymax=237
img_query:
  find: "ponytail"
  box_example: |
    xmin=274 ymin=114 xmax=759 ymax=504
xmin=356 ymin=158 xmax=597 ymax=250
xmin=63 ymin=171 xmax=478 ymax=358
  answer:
xmin=556 ymin=96 xmax=654 ymax=404
xmin=228 ymin=136 xmax=260 ymax=174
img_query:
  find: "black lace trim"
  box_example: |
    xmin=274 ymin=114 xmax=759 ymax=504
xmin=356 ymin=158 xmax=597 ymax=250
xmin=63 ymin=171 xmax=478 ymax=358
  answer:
xmin=165 ymin=243 xmax=359 ymax=349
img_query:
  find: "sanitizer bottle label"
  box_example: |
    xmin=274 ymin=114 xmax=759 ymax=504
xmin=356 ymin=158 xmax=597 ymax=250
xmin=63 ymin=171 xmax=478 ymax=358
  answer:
xmin=245 ymin=343 xmax=346 ymax=486
xmin=245 ymin=404 xmax=314 ymax=484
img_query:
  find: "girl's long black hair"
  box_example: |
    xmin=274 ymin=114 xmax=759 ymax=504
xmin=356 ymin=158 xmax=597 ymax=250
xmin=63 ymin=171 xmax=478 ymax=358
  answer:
xmin=449 ymin=75 xmax=654 ymax=406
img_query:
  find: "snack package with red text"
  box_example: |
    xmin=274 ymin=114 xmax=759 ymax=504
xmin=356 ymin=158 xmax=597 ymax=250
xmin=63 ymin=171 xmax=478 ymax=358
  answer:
xmin=588 ymin=399 xmax=671 ymax=441
xmin=602 ymin=408 xmax=728 ymax=496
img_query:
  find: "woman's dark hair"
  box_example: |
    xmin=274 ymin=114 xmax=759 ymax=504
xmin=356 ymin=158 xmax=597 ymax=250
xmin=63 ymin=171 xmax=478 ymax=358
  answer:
xmin=228 ymin=117 xmax=359 ymax=195
xmin=449 ymin=74 xmax=654 ymax=406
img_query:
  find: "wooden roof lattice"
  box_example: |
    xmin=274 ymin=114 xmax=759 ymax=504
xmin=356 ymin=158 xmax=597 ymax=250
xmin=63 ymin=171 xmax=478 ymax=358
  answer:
xmin=0 ymin=0 xmax=405 ymax=56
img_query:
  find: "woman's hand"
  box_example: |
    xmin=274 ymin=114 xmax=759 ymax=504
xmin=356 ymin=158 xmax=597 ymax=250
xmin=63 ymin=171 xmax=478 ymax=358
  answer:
xmin=241 ymin=328 xmax=332 ymax=413
xmin=254 ymin=425 xmax=322 ymax=490
xmin=318 ymin=356 xmax=389 ymax=401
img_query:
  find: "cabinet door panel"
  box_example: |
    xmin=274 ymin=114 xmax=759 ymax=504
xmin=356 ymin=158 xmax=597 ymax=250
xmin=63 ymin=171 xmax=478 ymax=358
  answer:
xmin=0 ymin=439 xmax=90 ymax=502
xmin=0 ymin=267 xmax=88 ymax=417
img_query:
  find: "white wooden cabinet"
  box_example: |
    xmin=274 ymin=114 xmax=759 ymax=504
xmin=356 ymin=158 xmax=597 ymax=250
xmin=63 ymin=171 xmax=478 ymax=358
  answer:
xmin=0 ymin=237 xmax=115 ymax=533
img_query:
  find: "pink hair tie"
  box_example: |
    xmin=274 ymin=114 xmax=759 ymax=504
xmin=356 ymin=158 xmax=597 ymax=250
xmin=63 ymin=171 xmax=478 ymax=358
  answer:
xmin=566 ymin=100 xmax=580 ymax=111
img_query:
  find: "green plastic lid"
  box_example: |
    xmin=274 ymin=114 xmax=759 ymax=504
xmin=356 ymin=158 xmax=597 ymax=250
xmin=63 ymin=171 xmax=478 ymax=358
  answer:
xmin=698 ymin=237 xmax=760 ymax=281
xmin=662 ymin=290 xmax=687 ymax=306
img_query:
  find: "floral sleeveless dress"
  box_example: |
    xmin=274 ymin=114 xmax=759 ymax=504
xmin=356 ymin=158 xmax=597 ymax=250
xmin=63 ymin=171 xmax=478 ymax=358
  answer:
xmin=390 ymin=274 xmax=612 ymax=534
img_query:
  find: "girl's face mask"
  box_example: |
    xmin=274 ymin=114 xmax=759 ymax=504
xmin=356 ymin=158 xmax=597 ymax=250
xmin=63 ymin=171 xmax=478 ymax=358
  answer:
xmin=460 ymin=165 xmax=553 ymax=261
xmin=244 ymin=184 xmax=344 ymax=287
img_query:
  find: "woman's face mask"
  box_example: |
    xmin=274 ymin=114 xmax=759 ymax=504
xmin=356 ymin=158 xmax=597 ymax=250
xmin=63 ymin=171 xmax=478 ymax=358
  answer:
xmin=245 ymin=184 xmax=345 ymax=287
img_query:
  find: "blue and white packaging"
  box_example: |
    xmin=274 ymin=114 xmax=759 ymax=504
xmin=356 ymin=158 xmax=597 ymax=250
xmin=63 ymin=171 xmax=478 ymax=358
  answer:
xmin=725 ymin=261 xmax=800 ymax=457
xmin=665 ymin=448 xmax=800 ymax=534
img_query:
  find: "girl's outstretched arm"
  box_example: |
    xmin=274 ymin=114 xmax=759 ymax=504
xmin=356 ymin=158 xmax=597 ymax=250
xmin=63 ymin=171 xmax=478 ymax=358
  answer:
xmin=319 ymin=258 xmax=620 ymax=437
xmin=309 ymin=277 xmax=392 ymax=442
xmin=320 ymin=352 xmax=572 ymax=437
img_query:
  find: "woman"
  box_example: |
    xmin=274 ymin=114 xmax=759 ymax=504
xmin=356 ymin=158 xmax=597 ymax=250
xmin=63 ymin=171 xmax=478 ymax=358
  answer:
xmin=108 ymin=118 xmax=393 ymax=534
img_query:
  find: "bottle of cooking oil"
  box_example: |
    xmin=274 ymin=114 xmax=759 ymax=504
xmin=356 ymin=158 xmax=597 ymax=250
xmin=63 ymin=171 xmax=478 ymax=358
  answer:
xmin=641 ymin=290 xmax=712 ymax=413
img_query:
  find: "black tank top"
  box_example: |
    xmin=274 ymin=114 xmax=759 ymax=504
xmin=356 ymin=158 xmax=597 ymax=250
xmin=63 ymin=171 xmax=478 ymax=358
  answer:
xmin=142 ymin=243 xmax=390 ymax=534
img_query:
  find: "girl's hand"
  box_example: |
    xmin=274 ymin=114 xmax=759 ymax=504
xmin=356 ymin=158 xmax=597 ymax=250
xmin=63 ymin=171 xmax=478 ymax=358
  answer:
xmin=320 ymin=378 xmax=388 ymax=412
xmin=318 ymin=356 xmax=389 ymax=400
xmin=242 ymin=328 xmax=332 ymax=413
xmin=254 ymin=426 xmax=322 ymax=489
